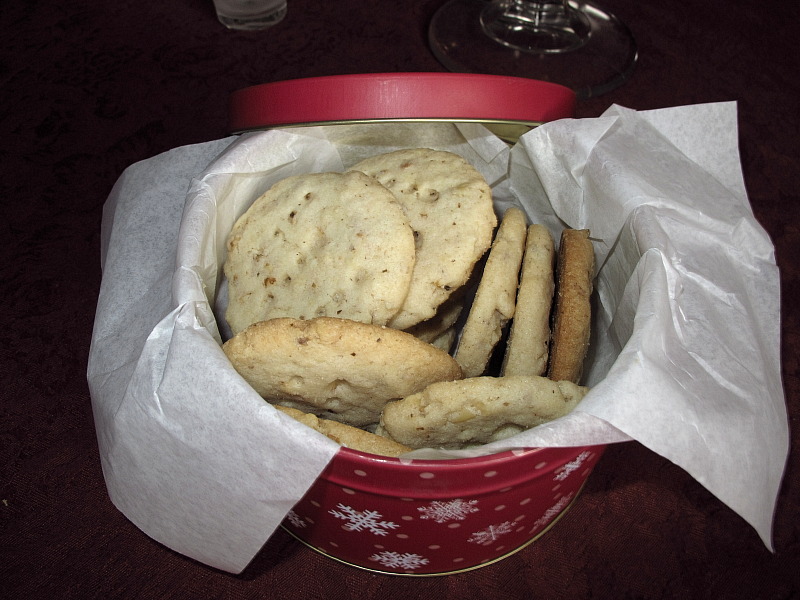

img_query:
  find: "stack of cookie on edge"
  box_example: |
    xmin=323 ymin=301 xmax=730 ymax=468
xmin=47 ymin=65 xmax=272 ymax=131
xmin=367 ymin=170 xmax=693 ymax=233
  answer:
xmin=221 ymin=148 xmax=596 ymax=456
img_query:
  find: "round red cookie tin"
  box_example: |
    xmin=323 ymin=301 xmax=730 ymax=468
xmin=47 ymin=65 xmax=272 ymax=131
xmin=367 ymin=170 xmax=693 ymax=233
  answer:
xmin=283 ymin=445 xmax=605 ymax=575
xmin=228 ymin=72 xmax=576 ymax=140
xmin=229 ymin=73 xmax=597 ymax=575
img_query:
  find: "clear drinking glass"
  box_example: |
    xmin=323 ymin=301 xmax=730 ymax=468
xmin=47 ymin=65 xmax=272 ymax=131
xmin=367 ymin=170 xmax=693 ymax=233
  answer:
xmin=429 ymin=0 xmax=637 ymax=99
xmin=213 ymin=0 xmax=287 ymax=31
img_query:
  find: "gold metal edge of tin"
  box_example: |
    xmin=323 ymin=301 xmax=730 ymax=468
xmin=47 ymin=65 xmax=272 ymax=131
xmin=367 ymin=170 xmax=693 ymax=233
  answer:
xmin=231 ymin=118 xmax=542 ymax=144
xmin=279 ymin=478 xmax=588 ymax=577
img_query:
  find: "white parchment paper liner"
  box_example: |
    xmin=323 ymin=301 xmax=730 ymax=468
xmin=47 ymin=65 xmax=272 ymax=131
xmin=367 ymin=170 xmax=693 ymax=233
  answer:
xmin=88 ymin=103 xmax=788 ymax=573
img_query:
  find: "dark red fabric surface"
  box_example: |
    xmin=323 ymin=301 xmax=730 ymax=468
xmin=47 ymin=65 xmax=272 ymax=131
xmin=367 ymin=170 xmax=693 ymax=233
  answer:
xmin=2 ymin=0 xmax=799 ymax=598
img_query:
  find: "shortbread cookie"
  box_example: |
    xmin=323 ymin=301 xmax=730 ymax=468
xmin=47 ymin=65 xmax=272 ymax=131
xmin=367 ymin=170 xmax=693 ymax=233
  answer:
xmin=222 ymin=317 xmax=463 ymax=427
xmin=349 ymin=149 xmax=497 ymax=330
xmin=403 ymin=291 xmax=464 ymax=344
xmin=275 ymin=405 xmax=411 ymax=457
xmin=547 ymin=229 xmax=595 ymax=384
xmin=224 ymin=171 xmax=416 ymax=335
xmin=454 ymin=207 xmax=527 ymax=377
xmin=428 ymin=327 xmax=457 ymax=353
xmin=501 ymin=224 xmax=555 ymax=377
xmin=378 ymin=376 xmax=588 ymax=450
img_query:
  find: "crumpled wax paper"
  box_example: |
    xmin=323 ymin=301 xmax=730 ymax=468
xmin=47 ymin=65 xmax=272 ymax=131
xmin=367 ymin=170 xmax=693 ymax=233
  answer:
xmin=88 ymin=102 xmax=788 ymax=573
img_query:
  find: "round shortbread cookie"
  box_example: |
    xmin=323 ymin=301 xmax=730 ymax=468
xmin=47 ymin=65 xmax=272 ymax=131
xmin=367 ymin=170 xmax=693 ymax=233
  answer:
xmin=222 ymin=317 xmax=463 ymax=427
xmin=274 ymin=405 xmax=411 ymax=457
xmin=501 ymin=223 xmax=555 ymax=377
xmin=454 ymin=207 xmax=527 ymax=377
xmin=547 ymin=229 xmax=595 ymax=384
xmin=349 ymin=148 xmax=497 ymax=330
xmin=223 ymin=171 xmax=416 ymax=335
xmin=378 ymin=376 xmax=589 ymax=450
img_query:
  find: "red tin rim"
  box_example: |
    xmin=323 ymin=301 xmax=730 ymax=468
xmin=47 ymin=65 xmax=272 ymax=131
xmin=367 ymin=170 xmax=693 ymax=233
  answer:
xmin=335 ymin=445 xmax=600 ymax=471
xmin=322 ymin=445 xmax=606 ymax=499
xmin=336 ymin=445 xmax=545 ymax=468
xmin=228 ymin=72 xmax=575 ymax=133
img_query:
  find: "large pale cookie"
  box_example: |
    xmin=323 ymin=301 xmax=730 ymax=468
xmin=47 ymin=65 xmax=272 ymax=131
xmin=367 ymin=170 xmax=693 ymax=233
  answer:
xmin=501 ymin=223 xmax=555 ymax=377
xmin=349 ymin=149 xmax=497 ymax=330
xmin=222 ymin=317 xmax=463 ymax=427
xmin=378 ymin=376 xmax=588 ymax=450
xmin=275 ymin=405 xmax=411 ymax=457
xmin=224 ymin=171 xmax=416 ymax=335
xmin=454 ymin=207 xmax=527 ymax=377
xmin=547 ymin=229 xmax=595 ymax=384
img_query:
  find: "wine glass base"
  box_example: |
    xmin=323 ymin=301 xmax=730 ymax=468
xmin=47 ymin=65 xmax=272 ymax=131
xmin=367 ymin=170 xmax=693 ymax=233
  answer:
xmin=429 ymin=0 xmax=637 ymax=100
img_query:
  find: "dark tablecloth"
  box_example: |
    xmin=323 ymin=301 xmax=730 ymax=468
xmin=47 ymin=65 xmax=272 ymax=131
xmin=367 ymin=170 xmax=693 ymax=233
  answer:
xmin=2 ymin=1 xmax=798 ymax=598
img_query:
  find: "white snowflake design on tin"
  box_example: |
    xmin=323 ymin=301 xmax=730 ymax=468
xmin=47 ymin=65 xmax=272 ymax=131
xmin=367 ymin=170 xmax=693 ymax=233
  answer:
xmin=553 ymin=450 xmax=593 ymax=481
xmin=418 ymin=499 xmax=479 ymax=523
xmin=329 ymin=503 xmax=400 ymax=536
xmin=467 ymin=521 xmax=515 ymax=545
xmin=532 ymin=492 xmax=575 ymax=530
xmin=286 ymin=509 xmax=306 ymax=528
xmin=369 ymin=550 xmax=430 ymax=570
